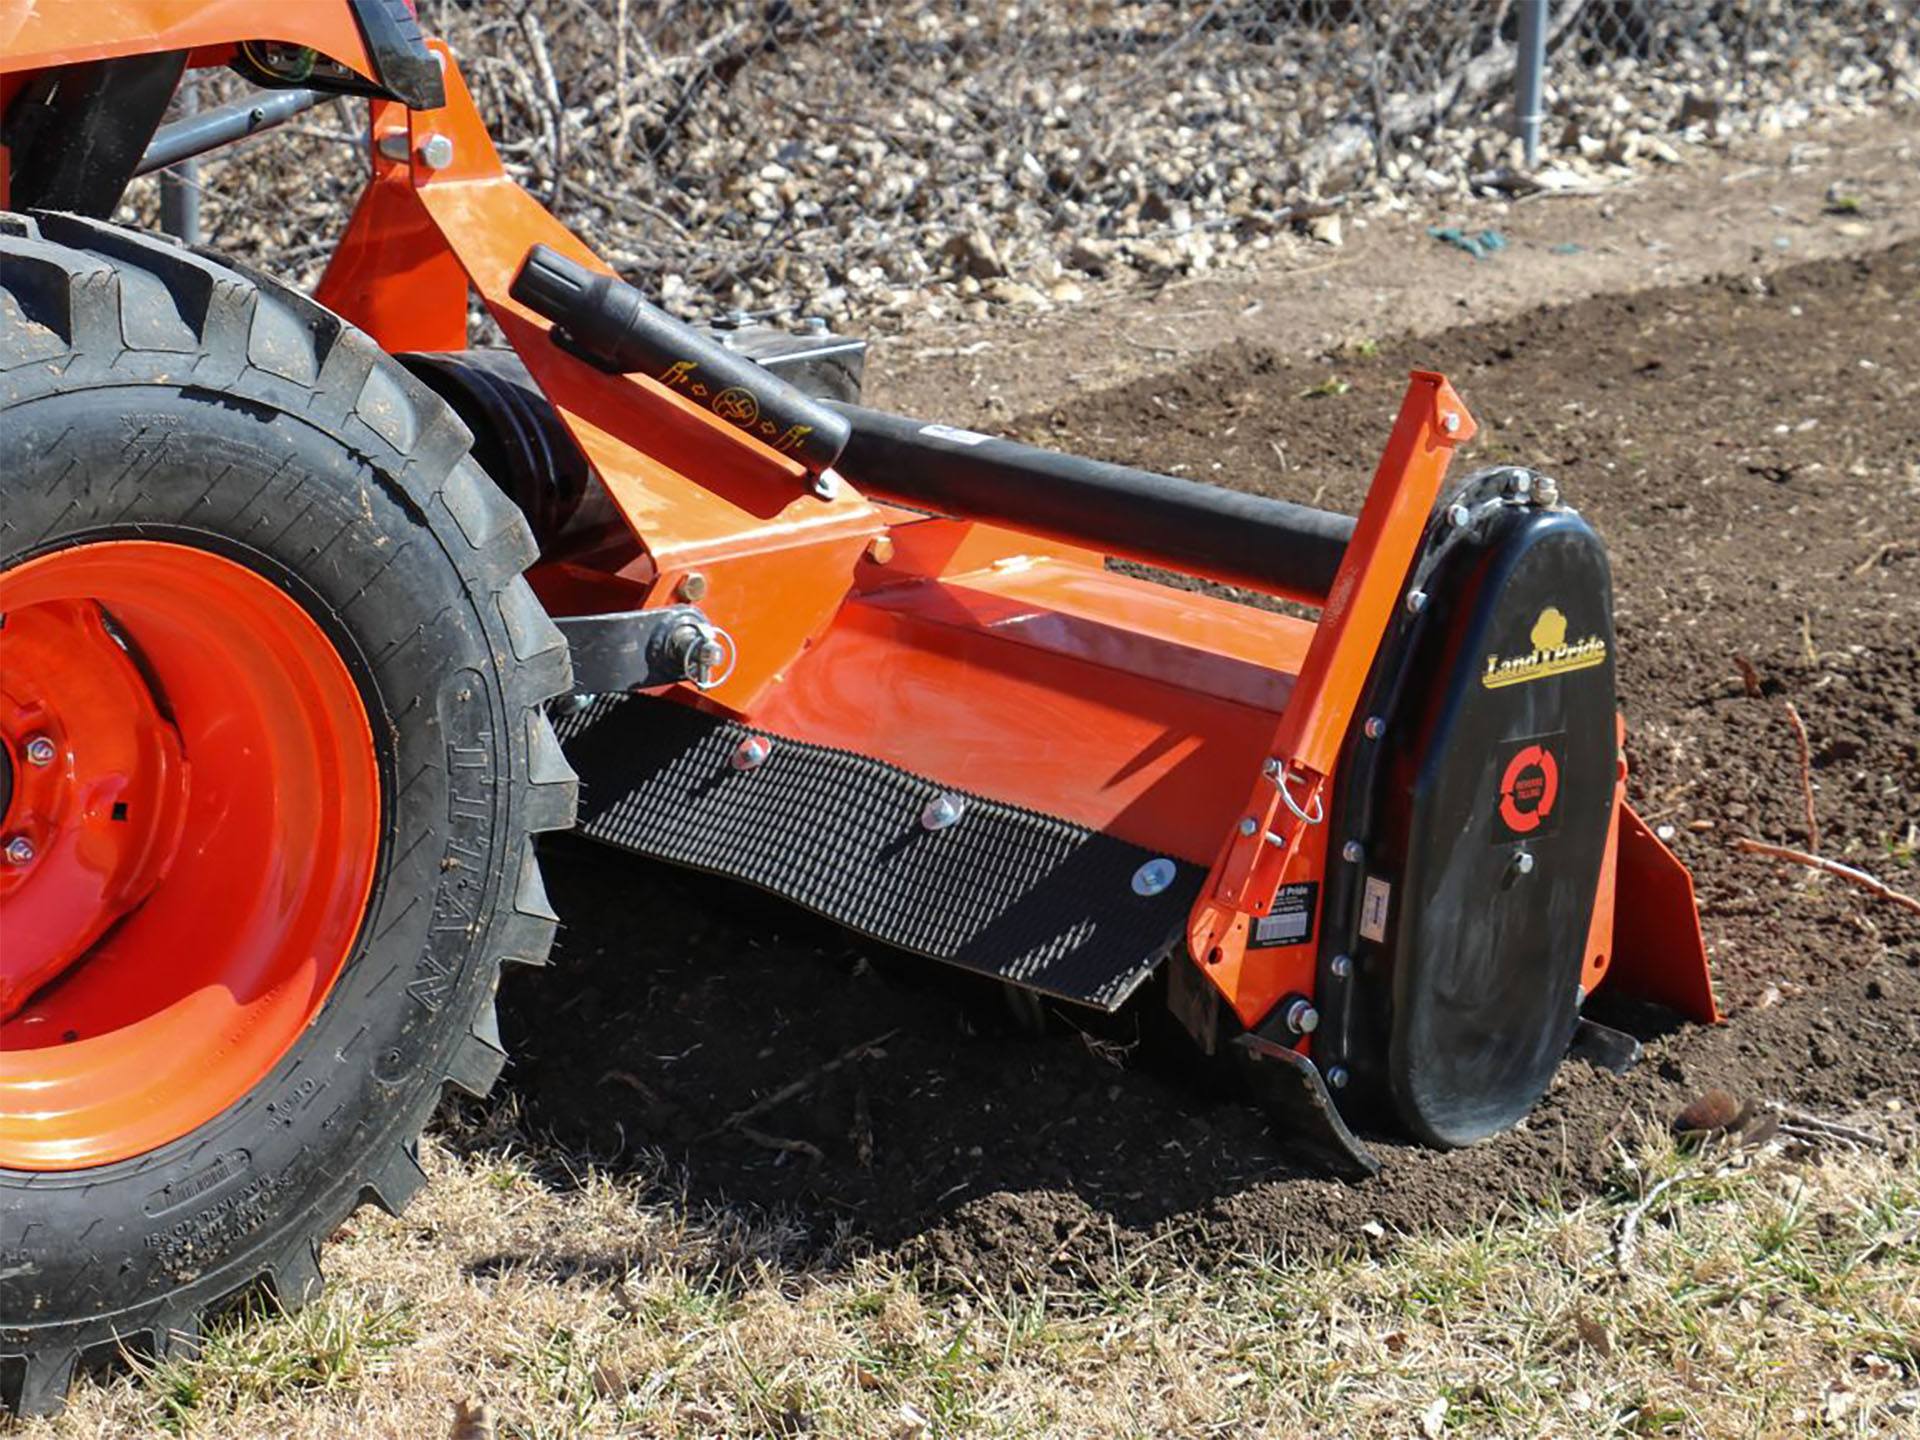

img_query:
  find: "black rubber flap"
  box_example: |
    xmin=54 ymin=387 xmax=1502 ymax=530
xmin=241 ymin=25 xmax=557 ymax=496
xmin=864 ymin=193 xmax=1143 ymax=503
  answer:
xmin=555 ymin=695 xmax=1200 ymax=1009
xmin=1378 ymin=510 xmax=1616 ymax=1146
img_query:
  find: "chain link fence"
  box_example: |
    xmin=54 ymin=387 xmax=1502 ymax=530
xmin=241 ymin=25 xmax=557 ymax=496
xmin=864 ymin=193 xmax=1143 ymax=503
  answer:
xmin=141 ymin=1 xmax=1918 ymax=325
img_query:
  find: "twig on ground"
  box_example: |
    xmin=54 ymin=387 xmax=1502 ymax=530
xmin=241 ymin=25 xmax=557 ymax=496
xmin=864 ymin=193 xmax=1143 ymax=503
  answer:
xmin=720 ymin=1028 xmax=900 ymax=1131
xmin=1770 ymin=1105 xmax=1888 ymax=1149
xmin=1615 ymin=1173 xmax=1686 ymax=1277
xmin=1782 ymin=701 xmax=1819 ymax=852
xmin=735 ymin=1125 xmax=825 ymax=1162
xmin=1854 ymin=537 xmax=1917 ymax=576
xmin=1733 ymin=838 xmax=1920 ymax=915
xmin=520 ymin=11 xmax=567 ymax=210
xmin=1733 ymin=654 xmax=1765 ymax=698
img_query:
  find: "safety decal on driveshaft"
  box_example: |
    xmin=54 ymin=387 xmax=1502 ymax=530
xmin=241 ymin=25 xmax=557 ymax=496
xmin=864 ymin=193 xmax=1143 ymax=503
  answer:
xmin=1481 ymin=606 xmax=1607 ymax=688
xmin=1492 ymin=733 xmax=1563 ymax=841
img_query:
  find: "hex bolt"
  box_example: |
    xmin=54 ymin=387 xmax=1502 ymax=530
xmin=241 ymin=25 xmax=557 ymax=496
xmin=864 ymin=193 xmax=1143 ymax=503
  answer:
xmin=1341 ymin=839 xmax=1365 ymax=865
xmin=4 ymin=836 xmax=35 ymax=866
xmin=730 ymin=735 xmax=771 ymax=771
xmin=921 ymin=792 xmax=966 ymax=831
xmin=1513 ymin=850 xmax=1536 ymax=876
xmin=1262 ymin=756 xmax=1282 ymax=778
xmin=1284 ymin=998 xmax=1321 ymax=1035
xmin=865 ymin=535 xmax=896 ymax=565
xmin=1238 ymin=816 xmax=1259 ymax=837
xmin=1404 ymin=589 xmax=1429 ymax=616
xmin=675 ymin=571 xmax=709 ymax=602
xmin=1532 ymin=475 xmax=1561 ymax=508
xmin=416 ymin=133 xmax=455 ymax=170
xmin=1447 ymin=502 xmax=1472 ymax=529
xmin=1441 ymin=411 xmax=1462 ymax=435
xmin=1330 ymin=953 xmax=1354 ymax=979
xmin=24 ymin=735 xmax=56 ymax=767
xmin=1503 ymin=469 xmax=1534 ymax=499
xmin=1325 ymin=1065 xmax=1350 ymax=1090
xmin=1131 ymin=857 xmax=1176 ymax=897
xmin=1363 ymin=716 xmax=1386 ymax=741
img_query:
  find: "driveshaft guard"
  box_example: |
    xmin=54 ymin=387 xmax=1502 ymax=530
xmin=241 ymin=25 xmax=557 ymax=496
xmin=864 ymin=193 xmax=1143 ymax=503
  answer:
xmin=1371 ymin=505 xmax=1618 ymax=1147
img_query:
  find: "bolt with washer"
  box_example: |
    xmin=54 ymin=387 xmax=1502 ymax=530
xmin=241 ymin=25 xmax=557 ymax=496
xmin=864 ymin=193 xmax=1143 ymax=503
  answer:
xmin=416 ymin=133 xmax=455 ymax=170
xmin=921 ymin=793 xmax=966 ymax=831
xmin=5 ymin=836 xmax=36 ymax=866
xmin=1284 ymin=998 xmax=1320 ymax=1035
xmin=24 ymin=735 xmax=57 ymax=767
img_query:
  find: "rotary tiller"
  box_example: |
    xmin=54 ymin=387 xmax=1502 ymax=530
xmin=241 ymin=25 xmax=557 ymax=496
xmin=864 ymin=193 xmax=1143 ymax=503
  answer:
xmin=0 ymin=1 xmax=1715 ymax=1415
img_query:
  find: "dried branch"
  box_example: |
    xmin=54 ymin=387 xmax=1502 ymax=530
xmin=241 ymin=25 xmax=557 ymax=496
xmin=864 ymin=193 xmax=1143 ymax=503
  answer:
xmin=1733 ymin=838 xmax=1920 ymax=916
xmin=719 ymin=1028 xmax=900 ymax=1132
xmin=1781 ymin=701 xmax=1819 ymax=852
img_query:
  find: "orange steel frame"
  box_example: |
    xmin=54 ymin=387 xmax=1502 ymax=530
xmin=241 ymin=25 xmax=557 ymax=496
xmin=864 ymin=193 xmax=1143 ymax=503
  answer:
xmin=0 ymin=13 xmax=1719 ymax=1038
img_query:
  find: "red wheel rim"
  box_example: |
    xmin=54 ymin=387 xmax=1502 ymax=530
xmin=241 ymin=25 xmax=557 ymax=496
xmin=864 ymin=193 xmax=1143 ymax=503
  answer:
xmin=0 ymin=540 xmax=381 ymax=1170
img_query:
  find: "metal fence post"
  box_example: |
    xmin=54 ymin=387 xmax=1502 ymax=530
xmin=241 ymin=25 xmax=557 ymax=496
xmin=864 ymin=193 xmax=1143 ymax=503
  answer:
xmin=1515 ymin=0 xmax=1549 ymax=169
xmin=158 ymin=77 xmax=201 ymax=246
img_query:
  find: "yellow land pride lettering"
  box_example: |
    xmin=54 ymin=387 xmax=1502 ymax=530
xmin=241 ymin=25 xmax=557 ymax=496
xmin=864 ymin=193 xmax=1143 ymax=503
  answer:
xmin=1481 ymin=606 xmax=1608 ymax=689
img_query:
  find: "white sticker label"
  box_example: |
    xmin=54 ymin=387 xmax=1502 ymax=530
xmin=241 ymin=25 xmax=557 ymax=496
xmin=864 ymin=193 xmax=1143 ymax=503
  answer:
xmin=1359 ymin=875 xmax=1392 ymax=943
xmin=919 ymin=423 xmax=993 ymax=447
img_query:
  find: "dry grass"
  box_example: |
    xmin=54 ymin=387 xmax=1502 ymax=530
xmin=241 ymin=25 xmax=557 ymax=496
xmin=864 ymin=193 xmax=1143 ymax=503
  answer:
xmin=19 ymin=1105 xmax=1920 ymax=1439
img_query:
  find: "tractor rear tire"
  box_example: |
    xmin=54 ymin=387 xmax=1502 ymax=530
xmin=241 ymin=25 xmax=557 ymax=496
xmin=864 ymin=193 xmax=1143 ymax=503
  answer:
xmin=0 ymin=213 xmax=576 ymax=1416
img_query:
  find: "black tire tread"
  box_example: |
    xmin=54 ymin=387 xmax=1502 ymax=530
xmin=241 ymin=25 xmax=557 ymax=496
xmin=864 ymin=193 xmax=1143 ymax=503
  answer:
xmin=0 ymin=210 xmax=579 ymax=1418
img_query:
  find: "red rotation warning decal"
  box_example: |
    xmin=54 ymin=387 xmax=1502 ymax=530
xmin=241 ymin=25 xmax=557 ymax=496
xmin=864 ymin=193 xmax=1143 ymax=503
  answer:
xmin=1493 ymin=733 xmax=1563 ymax=841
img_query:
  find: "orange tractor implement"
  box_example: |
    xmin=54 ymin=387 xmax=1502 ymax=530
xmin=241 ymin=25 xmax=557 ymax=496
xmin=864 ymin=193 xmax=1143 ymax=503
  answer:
xmin=0 ymin=1 xmax=1715 ymax=1415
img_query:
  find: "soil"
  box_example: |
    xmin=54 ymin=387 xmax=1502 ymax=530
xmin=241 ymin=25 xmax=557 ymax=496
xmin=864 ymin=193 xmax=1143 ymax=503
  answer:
xmin=494 ymin=239 xmax=1920 ymax=1287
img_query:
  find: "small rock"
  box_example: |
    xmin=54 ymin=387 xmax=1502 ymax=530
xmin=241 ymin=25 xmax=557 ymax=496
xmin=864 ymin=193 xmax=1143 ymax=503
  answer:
xmin=944 ymin=228 xmax=1007 ymax=280
xmin=1306 ymin=213 xmax=1343 ymax=247
xmin=1047 ymin=278 xmax=1085 ymax=304
xmin=983 ymin=277 xmax=1050 ymax=309
xmin=1067 ymin=237 xmax=1114 ymax=275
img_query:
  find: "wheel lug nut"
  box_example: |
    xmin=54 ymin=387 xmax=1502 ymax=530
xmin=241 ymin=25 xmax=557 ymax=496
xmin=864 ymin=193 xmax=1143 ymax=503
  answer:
xmin=5 ymin=836 xmax=36 ymax=865
xmin=24 ymin=735 xmax=57 ymax=767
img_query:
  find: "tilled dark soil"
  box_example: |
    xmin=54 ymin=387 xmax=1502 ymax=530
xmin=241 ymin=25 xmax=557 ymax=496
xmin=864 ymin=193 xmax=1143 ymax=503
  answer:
xmin=495 ymin=243 xmax=1920 ymax=1284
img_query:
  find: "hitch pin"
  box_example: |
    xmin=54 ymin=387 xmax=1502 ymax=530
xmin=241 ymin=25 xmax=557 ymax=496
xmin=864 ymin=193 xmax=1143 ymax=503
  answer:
xmin=1261 ymin=757 xmax=1326 ymax=826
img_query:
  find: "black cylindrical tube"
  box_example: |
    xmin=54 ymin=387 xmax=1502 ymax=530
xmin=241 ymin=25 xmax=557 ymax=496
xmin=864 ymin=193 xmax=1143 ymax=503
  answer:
xmin=827 ymin=404 xmax=1355 ymax=602
xmin=511 ymin=245 xmax=851 ymax=477
xmin=136 ymin=87 xmax=324 ymax=176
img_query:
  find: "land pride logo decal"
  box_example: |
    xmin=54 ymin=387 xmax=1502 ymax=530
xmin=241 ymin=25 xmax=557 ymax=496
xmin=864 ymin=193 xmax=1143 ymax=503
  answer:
xmin=1481 ymin=606 xmax=1607 ymax=689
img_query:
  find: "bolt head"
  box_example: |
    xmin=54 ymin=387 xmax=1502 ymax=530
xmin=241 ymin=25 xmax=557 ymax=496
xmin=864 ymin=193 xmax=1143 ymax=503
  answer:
xmin=1330 ymin=953 xmax=1353 ymax=979
xmin=1326 ymin=1065 xmax=1350 ymax=1089
xmin=1284 ymin=999 xmax=1321 ymax=1035
xmin=1238 ymin=816 xmax=1259 ymax=837
xmin=865 ymin=535 xmax=896 ymax=565
xmin=24 ymin=736 xmax=56 ymax=767
xmin=730 ymin=735 xmax=771 ymax=771
xmin=1447 ymin=502 xmax=1472 ymax=529
xmin=1341 ymin=839 xmax=1365 ymax=865
xmin=1514 ymin=850 xmax=1536 ymax=876
xmin=1363 ymin=716 xmax=1386 ymax=741
xmin=4 ymin=836 xmax=35 ymax=865
xmin=921 ymin=792 xmax=966 ymax=831
xmin=416 ymin=133 xmax=455 ymax=171
xmin=1442 ymin=411 xmax=1462 ymax=434
xmin=675 ymin=572 xmax=709 ymax=603
xmin=1131 ymin=857 xmax=1176 ymax=897
xmin=1532 ymin=475 xmax=1561 ymax=508
xmin=1404 ymin=589 xmax=1429 ymax=616
xmin=1503 ymin=469 xmax=1534 ymax=499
